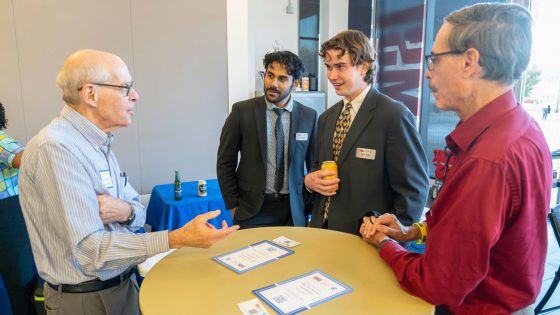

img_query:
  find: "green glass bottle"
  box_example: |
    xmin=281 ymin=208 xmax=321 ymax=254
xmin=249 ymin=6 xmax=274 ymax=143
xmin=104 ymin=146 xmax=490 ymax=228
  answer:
xmin=174 ymin=171 xmax=182 ymax=200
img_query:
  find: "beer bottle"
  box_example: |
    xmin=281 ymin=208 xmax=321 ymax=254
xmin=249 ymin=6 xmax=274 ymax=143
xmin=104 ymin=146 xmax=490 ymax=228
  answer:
xmin=174 ymin=171 xmax=182 ymax=200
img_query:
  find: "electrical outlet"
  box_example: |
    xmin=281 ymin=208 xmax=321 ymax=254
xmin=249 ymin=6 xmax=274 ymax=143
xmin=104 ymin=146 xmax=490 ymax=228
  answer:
xmin=286 ymin=4 xmax=294 ymax=14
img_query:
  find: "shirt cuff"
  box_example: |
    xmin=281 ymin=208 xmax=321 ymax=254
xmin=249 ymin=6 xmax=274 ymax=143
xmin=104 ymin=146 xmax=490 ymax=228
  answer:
xmin=7 ymin=147 xmax=24 ymax=167
xmin=379 ymin=238 xmax=404 ymax=258
xmin=145 ymin=230 xmax=170 ymax=257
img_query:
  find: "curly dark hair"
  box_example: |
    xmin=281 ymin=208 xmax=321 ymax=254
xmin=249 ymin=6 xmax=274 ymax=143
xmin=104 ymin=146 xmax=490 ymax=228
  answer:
xmin=263 ymin=51 xmax=306 ymax=81
xmin=0 ymin=102 xmax=7 ymax=130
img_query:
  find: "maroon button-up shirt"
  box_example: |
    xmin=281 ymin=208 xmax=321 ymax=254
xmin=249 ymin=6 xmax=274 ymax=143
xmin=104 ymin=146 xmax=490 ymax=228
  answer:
xmin=380 ymin=90 xmax=552 ymax=314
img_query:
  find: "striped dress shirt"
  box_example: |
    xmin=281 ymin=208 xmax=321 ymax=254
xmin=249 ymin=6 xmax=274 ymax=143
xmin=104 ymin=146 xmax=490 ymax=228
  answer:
xmin=19 ymin=105 xmax=169 ymax=285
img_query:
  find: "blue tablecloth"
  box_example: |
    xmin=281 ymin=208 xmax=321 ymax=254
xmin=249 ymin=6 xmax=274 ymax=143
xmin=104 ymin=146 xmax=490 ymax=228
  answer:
xmin=146 ymin=179 xmax=232 ymax=231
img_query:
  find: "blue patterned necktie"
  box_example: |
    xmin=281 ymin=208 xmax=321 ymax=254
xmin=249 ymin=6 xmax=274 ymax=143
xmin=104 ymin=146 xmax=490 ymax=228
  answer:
xmin=272 ymin=108 xmax=285 ymax=193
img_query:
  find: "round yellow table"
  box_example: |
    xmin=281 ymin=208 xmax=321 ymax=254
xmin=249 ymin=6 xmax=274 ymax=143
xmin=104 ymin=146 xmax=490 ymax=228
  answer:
xmin=139 ymin=227 xmax=434 ymax=315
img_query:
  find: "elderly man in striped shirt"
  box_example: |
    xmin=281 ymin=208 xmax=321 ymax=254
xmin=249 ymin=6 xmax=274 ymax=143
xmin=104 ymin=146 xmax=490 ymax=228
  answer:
xmin=19 ymin=49 xmax=239 ymax=315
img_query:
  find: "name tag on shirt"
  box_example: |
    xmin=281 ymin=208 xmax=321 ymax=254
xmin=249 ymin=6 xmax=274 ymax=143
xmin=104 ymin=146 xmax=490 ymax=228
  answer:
xmin=356 ymin=148 xmax=376 ymax=160
xmin=99 ymin=170 xmax=114 ymax=188
xmin=295 ymin=133 xmax=308 ymax=141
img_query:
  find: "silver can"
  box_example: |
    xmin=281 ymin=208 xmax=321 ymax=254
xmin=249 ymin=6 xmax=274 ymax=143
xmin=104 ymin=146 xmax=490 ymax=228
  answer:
xmin=197 ymin=180 xmax=207 ymax=197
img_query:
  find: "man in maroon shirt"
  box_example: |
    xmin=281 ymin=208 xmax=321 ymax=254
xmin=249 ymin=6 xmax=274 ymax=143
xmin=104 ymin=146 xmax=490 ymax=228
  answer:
xmin=360 ymin=3 xmax=552 ymax=314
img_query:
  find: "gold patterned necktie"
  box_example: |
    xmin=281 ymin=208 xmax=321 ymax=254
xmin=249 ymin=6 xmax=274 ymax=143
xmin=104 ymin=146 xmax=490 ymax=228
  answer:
xmin=323 ymin=103 xmax=352 ymax=224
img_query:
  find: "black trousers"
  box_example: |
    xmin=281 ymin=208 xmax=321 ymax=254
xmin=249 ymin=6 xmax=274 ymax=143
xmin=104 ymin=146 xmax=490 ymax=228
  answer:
xmin=234 ymin=197 xmax=292 ymax=229
xmin=0 ymin=195 xmax=37 ymax=315
xmin=435 ymin=305 xmax=452 ymax=315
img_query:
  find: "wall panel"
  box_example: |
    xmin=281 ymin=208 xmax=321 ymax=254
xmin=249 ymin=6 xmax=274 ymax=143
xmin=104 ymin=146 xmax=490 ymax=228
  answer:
xmin=0 ymin=0 xmax=26 ymax=142
xmin=1 ymin=0 xmax=228 ymax=193
xmin=131 ymin=0 xmax=229 ymax=191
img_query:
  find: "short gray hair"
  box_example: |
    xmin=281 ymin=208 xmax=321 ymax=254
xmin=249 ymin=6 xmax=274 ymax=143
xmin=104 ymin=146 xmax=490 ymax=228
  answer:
xmin=55 ymin=49 xmax=112 ymax=105
xmin=445 ymin=3 xmax=532 ymax=86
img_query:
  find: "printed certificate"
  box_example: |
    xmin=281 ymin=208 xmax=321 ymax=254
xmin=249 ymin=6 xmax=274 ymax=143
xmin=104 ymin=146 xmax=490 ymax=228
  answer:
xmin=212 ymin=240 xmax=294 ymax=273
xmin=253 ymin=270 xmax=352 ymax=315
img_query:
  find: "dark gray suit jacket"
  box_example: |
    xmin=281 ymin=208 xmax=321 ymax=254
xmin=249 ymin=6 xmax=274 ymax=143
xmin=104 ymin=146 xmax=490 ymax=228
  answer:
xmin=309 ymin=88 xmax=429 ymax=234
xmin=217 ymin=96 xmax=317 ymax=226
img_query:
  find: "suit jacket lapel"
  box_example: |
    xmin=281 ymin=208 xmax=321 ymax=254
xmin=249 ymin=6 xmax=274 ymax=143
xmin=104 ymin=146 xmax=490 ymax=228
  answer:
xmin=254 ymin=97 xmax=268 ymax=171
xmin=337 ymin=88 xmax=379 ymax=164
xmin=288 ymin=101 xmax=301 ymax=166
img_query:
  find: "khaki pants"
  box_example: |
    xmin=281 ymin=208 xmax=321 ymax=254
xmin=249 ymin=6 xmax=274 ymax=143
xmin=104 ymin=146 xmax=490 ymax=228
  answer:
xmin=43 ymin=274 xmax=140 ymax=315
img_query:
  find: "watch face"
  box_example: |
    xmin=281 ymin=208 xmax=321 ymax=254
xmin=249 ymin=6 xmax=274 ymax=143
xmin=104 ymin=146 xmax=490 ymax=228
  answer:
xmin=125 ymin=207 xmax=135 ymax=224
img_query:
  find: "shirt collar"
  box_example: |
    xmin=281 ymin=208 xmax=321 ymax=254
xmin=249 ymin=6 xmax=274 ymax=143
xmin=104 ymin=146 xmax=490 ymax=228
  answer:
xmin=446 ymin=90 xmax=517 ymax=154
xmin=265 ymin=94 xmax=294 ymax=112
xmin=61 ymin=105 xmax=114 ymax=151
xmin=344 ymin=85 xmax=371 ymax=111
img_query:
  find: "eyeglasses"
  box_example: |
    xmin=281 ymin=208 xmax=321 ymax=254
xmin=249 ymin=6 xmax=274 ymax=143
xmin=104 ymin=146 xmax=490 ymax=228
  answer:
xmin=78 ymin=81 xmax=134 ymax=96
xmin=425 ymin=50 xmax=464 ymax=71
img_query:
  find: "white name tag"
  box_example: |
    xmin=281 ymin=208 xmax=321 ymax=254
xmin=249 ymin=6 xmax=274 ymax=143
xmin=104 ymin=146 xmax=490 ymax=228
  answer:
xmin=295 ymin=133 xmax=308 ymax=141
xmin=238 ymin=298 xmax=271 ymax=315
xmin=99 ymin=170 xmax=114 ymax=188
xmin=356 ymin=148 xmax=376 ymax=160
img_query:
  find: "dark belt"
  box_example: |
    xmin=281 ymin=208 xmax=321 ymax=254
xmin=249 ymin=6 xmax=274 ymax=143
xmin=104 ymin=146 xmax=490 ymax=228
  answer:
xmin=47 ymin=268 xmax=134 ymax=293
xmin=263 ymin=193 xmax=290 ymax=201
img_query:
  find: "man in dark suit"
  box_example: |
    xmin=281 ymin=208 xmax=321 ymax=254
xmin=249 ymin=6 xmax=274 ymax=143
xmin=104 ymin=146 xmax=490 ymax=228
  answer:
xmin=304 ymin=30 xmax=429 ymax=235
xmin=217 ymin=51 xmax=316 ymax=228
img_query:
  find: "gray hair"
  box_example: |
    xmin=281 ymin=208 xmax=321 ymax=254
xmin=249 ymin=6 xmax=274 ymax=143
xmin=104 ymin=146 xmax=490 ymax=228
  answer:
xmin=445 ymin=3 xmax=532 ymax=86
xmin=55 ymin=49 xmax=113 ymax=105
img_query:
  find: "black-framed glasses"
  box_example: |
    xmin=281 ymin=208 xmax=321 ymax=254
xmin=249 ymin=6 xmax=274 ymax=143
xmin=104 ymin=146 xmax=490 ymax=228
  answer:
xmin=425 ymin=50 xmax=464 ymax=71
xmin=78 ymin=81 xmax=134 ymax=96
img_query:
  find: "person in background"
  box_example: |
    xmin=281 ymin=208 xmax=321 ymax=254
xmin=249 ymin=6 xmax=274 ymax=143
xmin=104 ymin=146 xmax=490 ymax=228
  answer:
xmin=361 ymin=4 xmax=550 ymax=314
xmin=19 ymin=49 xmax=238 ymax=315
xmin=217 ymin=51 xmax=316 ymax=228
xmin=542 ymin=102 xmax=549 ymax=120
xmin=304 ymin=30 xmax=429 ymax=235
xmin=0 ymin=101 xmax=36 ymax=315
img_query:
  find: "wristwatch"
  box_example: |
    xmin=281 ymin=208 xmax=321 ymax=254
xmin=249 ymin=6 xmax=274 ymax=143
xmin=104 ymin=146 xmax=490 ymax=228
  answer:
xmin=123 ymin=205 xmax=135 ymax=225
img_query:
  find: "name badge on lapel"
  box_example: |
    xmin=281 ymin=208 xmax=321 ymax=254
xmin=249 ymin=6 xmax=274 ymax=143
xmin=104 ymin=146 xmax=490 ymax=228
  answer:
xmin=295 ymin=133 xmax=308 ymax=141
xmin=356 ymin=148 xmax=376 ymax=160
xmin=99 ymin=170 xmax=115 ymax=188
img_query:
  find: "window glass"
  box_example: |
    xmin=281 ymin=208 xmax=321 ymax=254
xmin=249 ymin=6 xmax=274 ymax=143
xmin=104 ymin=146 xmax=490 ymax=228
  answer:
xmin=419 ymin=0 xmax=504 ymax=177
xmin=299 ymin=0 xmax=320 ymax=78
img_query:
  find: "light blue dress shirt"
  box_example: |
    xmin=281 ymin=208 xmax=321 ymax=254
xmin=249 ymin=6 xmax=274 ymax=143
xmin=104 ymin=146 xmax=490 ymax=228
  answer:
xmin=19 ymin=105 xmax=169 ymax=284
